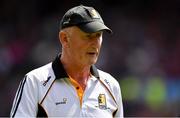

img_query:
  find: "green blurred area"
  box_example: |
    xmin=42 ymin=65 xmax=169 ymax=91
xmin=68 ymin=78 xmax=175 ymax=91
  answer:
xmin=119 ymin=76 xmax=180 ymax=116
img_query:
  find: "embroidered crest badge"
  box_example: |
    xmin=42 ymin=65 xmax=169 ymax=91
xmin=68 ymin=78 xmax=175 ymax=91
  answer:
xmin=98 ymin=94 xmax=107 ymax=109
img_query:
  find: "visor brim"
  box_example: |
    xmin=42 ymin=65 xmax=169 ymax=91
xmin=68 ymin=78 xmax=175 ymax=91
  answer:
xmin=78 ymin=21 xmax=112 ymax=33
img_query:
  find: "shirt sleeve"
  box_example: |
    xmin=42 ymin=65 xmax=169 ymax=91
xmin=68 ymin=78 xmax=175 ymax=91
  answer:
xmin=10 ymin=75 xmax=39 ymax=117
xmin=114 ymin=82 xmax=124 ymax=118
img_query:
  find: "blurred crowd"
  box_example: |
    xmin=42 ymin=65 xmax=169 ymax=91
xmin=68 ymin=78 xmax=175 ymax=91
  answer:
xmin=0 ymin=0 xmax=180 ymax=116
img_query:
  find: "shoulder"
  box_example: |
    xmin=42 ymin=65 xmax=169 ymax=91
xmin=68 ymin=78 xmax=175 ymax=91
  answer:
xmin=97 ymin=69 xmax=120 ymax=88
xmin=16 ymin=62 xmax=56 ymax=105
xmin=97 ymin=69 xmax=122 ymax=104
xmin=26 ymin=62 xmax=55 ymax=82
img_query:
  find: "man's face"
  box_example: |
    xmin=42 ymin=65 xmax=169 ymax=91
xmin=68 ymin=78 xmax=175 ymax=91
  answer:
xmin=66 ymin=26 xmax=103 ymax=66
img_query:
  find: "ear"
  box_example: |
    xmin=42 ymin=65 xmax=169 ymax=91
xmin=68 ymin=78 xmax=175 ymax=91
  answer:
xmin=59 ymin=31 xmax=69 ymax=48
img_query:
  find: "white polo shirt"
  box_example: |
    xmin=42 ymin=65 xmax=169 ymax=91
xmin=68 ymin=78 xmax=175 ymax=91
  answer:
xmin=10 ymin=55 xmax=123 ymax=117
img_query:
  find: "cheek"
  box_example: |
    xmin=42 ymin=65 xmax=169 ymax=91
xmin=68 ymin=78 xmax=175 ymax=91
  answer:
xmin=96 ymin=37 xmax=103 ymax=48
xmin=69 ymin=42 xmax=85 ymax=55
xmin=97 ymin=40 xmax=102 ymax=50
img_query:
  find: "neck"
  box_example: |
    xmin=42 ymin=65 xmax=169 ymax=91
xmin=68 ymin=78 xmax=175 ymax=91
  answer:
xmin=67 ymin=66 xmax=90 ymax=81
xmin=60 ymin=55 xmax=91 ymax=88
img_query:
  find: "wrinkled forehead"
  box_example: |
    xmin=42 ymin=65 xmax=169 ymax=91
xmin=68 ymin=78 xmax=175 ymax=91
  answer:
xmin=63 ymin=26 xmax=103 ymax=36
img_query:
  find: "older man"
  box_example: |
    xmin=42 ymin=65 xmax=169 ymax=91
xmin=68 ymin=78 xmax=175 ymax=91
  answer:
xmin=10 ymin=5 xmax=123 ymax=117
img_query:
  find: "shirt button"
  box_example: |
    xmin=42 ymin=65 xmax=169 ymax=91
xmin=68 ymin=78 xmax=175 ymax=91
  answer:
xmin=76 ymin=87 xmax=79 ymax=90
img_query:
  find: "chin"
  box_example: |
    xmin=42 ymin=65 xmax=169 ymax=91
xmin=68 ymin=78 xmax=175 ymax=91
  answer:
xmin=89 ymin=59 xmax=98 ymax=65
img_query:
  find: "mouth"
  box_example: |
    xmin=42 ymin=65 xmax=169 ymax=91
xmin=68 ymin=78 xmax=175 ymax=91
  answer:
xmin=87 ymin=52 xmax=98 ymax=56
xmin=86 ymin=47 xmax=99 ymax=57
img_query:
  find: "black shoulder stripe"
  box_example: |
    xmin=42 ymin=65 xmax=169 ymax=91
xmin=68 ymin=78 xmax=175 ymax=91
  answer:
xmin=11 ymin=78 xmax=24 ymax=114
xmin=37 ymin=104 xmax=48 ymax=117
xmin=11 ymin=75 xmax=27 ymax=115
xmin=40 ymin=79 xmax=56 ymax=104
xmin=11 ymin=75 xmax=27 ymax=117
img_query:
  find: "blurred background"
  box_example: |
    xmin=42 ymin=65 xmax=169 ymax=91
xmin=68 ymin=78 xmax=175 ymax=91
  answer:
xmin=0 ymin=0 xmax=180 ymax=117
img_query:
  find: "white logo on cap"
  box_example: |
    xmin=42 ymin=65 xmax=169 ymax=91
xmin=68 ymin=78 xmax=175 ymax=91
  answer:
xmin=63 ymin=18 xmax=71 ymax=25
xmin=90 ymin=9 xmax=99 ymax=18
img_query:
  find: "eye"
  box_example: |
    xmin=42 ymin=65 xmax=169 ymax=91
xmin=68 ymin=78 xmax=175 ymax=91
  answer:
xmin=86 ymin=32 xmax=102 ymax=39
xmin=86 ymin=34 xmax=91 ymax=38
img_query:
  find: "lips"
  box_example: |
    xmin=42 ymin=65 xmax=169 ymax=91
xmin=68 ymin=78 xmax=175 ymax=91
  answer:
xmin=87 ymin=52 xmax=96 ymax=55
xmin=87 ymin=51 xmax=98 ymax=55
xmin=86 ymin=47 xmax=99 ymax=56
xmin=88 ymin=52 xmax=96 ymax=54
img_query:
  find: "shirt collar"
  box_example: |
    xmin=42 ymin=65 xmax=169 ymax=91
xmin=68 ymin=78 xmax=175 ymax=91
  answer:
xmin=52 ymin=55 xmax=100 ymax=79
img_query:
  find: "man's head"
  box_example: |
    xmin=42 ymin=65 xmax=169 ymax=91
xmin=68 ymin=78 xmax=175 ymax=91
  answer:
xmin=60 ymin=26 xmax=103 ymax=67
xmin=59 ymin=5 xmax=112 ymax=67
xmin=60 ymin=5 xmax=112 ymax=33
